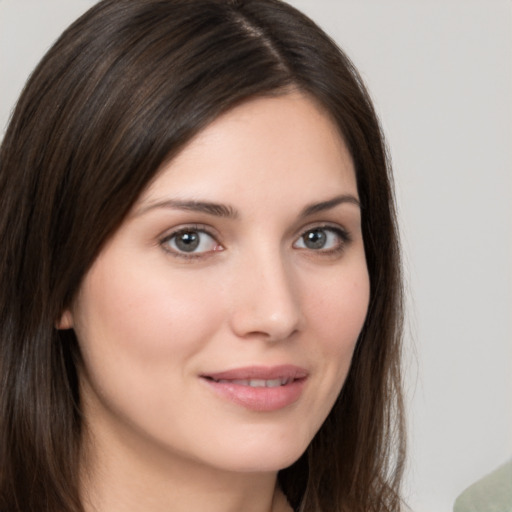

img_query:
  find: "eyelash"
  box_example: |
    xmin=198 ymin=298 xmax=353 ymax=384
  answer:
xmin=160 ymin=224 xmax=221 ymax=260
xmin=293 ymin=225 xmax=352 ymax=256
xmin=159 ymin=224 xmax=351 ymax=260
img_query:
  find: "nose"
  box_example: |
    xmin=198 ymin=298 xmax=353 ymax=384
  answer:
xmin=228 ymin=248 xmax=304 ymax=342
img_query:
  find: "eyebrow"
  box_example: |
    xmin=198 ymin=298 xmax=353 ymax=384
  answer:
xmin=135 ymin=199 xmax=238 ymax=219
xmin=299 ymin=194 xmax=361 ymax=217
xmin=135 ymin=194 xmax=360 ymax=219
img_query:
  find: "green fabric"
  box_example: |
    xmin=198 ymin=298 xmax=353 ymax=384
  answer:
xmin=454 ymin=459 xmax=512 ymax=512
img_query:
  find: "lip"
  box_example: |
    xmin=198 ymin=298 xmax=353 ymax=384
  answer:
xmin=200 ymin=365 xmax=308 ymax=412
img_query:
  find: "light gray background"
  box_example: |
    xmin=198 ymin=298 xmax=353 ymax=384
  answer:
xmin=1 ymin=1 xmax=511 ymax=511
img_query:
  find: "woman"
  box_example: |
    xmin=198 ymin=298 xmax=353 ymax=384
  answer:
xmin=0 ymin=0 xmax=405 ymax=511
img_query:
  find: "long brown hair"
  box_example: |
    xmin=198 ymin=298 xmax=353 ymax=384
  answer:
xmin=0 ymin=1 xmax=405 ymax=510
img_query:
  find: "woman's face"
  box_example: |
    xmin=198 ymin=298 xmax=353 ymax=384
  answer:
xmin=64 ymin=92 xmax=370 ymax=475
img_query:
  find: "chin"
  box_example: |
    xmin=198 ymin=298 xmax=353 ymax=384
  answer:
xmin=202 ymin=432 xmax=311 ymax=474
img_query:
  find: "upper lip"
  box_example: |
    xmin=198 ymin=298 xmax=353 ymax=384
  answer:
xmin=202 ymin=365 xmax=308 ymax=381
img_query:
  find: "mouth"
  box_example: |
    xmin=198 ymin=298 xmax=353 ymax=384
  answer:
xmin=205 ymin=377 xmax=295 ymax=388
xmin=200 ymin=365 xmax=308 ymax=412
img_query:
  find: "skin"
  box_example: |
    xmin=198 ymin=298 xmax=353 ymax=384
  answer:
xmin=61 ymin=91 xmax=370 ymax=512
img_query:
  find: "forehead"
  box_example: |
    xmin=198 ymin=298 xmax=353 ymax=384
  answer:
xmin=139 ymin=92 xmax=357 ymax=209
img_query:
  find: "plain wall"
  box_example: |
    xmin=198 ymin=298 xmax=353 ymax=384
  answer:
xmin=1 ymin=1 xmax=511 ymax=511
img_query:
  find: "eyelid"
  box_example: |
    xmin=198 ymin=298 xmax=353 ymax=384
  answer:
xmin=157 ymin=221 xmax=352 ymax=260
xmin=159 ymin=224 xmax=223 ymax=259
xmin=296 ymin=222 xmax=351 ymax=239
xmin=293 ymin=223 xmax=352 ymax=253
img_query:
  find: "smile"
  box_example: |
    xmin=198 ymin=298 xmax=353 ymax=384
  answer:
xmin=213 ymin=378 xmax=291 ymax=387
xmin=201 ymin=365 xmax=308 ymax=412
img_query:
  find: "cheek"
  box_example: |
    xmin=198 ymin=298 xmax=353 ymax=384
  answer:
xmin=70 ymin=265 xmax=229 ymax=450
xmin=289 ymin=264 xmax=369 ymax=446
xmin=72 ymin=258 xmax=229 ymax=437
xmin=310 ymin=268 xmax=369 ymax=346
xmin=305 ymin=264 xmax=370 ymax=387
xmin=74 ymin=259 xmax=225 ymax=363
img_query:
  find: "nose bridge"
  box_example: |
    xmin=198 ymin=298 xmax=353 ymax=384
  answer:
xmin=229 ymin=241 xmax=303 ymax=341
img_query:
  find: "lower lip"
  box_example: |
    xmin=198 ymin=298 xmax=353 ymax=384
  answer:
xmin=202 ymin=378 xmax=306 ymax=412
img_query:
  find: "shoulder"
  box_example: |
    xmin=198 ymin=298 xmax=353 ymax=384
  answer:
xmin=454 ymin=459 xmax=512 ymax=512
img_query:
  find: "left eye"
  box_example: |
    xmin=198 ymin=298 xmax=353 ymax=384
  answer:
xmin=162 ymin=229 xmax=220 ymax=255
xmin=294 ymin=227 xmax=348 ymax=251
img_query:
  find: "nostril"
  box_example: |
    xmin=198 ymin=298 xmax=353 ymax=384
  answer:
xmin=228 ymin=261 xmax=304 ymax=341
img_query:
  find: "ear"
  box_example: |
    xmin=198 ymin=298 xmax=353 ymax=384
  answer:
xmin=56 ymin=310 xmax=74 ymax=330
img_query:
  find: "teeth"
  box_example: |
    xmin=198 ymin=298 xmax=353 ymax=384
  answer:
xmin=232 ymin=379 xmax=250 ymax=385
xmin=264 ymin=379 xmax=282 ymax=388
xmin=249 ymin=379 xmax=266 ymax=387
xmin=215 ymin=378 xmax=290 ymax=387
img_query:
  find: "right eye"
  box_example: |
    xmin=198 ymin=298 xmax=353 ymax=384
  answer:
xmin=293 ymin=225 xmax=350 ymax=254
xmin=161 ymin=228 xmax=222 ymax=257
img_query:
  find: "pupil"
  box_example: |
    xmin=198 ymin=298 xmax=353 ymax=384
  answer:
xmin=305 ymin=229 xmax=326 ymax=249
xmin=176 ymin=231 xmax=199 ymax=252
